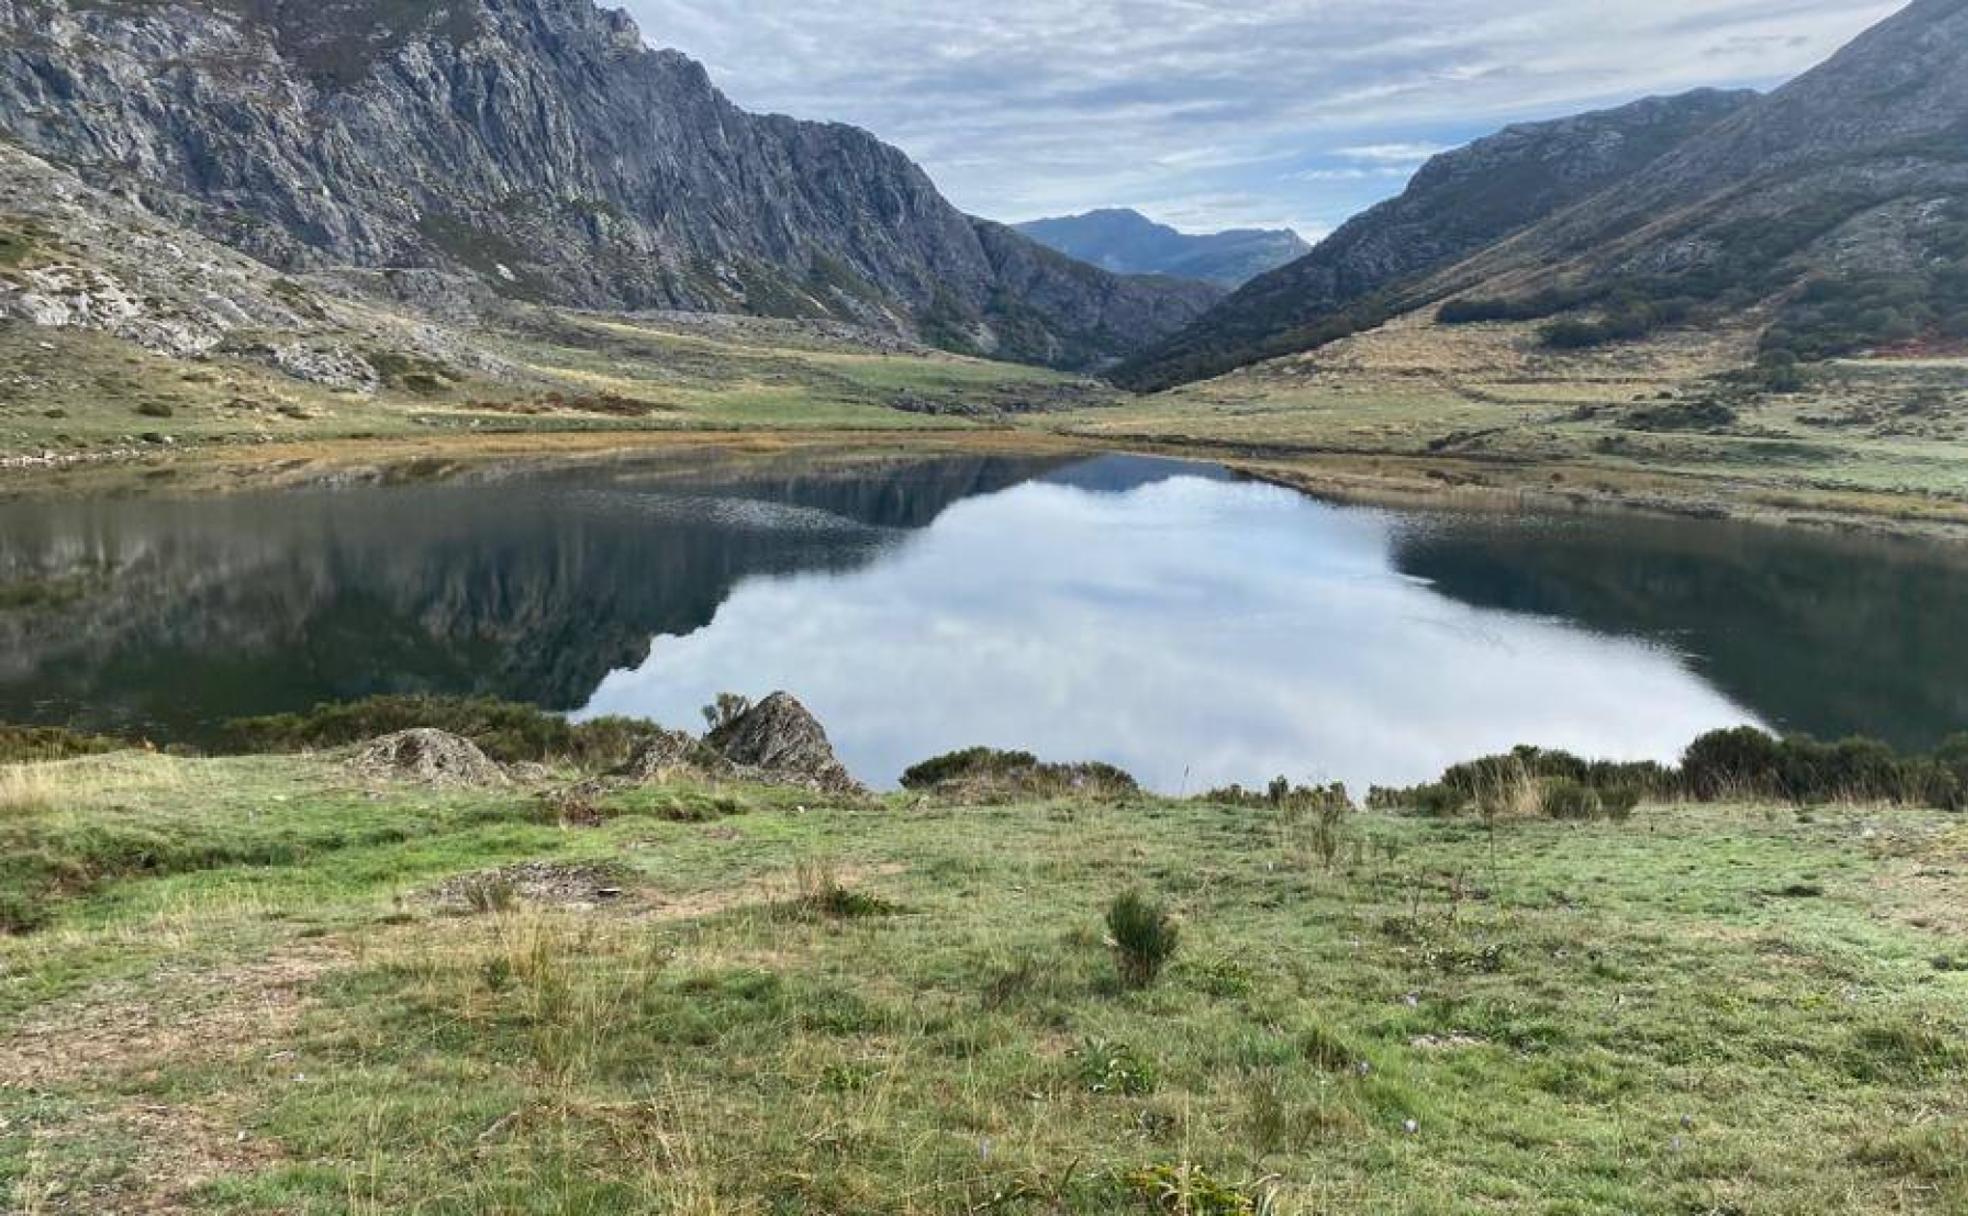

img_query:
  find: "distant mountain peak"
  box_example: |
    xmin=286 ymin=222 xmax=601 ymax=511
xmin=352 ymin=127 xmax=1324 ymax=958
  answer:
xmin=1014 ymin=210 xmax=1309 ymax=289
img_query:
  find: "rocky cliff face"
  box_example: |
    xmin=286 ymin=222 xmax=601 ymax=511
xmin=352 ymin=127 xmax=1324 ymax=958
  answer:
xmin=1117 ymin=89 xmax=1756 ymax=389
xmin=0 ymin=0 xmax=1217 ymax=369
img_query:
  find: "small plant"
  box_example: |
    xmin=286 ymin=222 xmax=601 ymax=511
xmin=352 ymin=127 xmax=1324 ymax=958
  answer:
xmin=789 ymin=861 xmax=895 ymax=920
xmin=1123 ymin=1163 xmax=1278 ymax=1215
xmin=1298 ymin=1023 xmax=1358 ymax=1072
xmin=460 ymin=874 xmax=518 ymax=915
xmin=1186 ymin=956 xmax=1253 ymax=998
xmin=1074 ymin=1036 xmax=1157 ymax=1095
xmin=701 ymin=692 xmax=753 ymax=733
xmin=1311 ymin=797 xmax=1349 ymax=871
xmin=1106 ymin=889 xmax=1179 ymax=989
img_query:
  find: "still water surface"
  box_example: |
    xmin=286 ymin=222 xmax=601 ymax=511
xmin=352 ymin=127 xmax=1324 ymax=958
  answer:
xmin=2 ymin=450 xmax=1963 ymax=791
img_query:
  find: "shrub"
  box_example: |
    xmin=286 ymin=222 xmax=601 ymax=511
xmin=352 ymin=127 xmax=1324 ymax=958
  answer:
xmin=1539 ymin=778 xmax=1602 ymax=821
xmin=1106 ymin=889 xmax=1179 ymax=989
xmin=902 ymin=747 xmax=1138 ymax=801
xmin=228 ymin=695 xmax=663 ymax=769
xmin=134 ymin=401 xmax=175 ymax=419
xmin=1598 ymin=784 xmax=1644 ymax=820
xmin=0 ymin=725 xmax=129 ymax=765
xmin=788 ymin=861 xmax=896 ymax=921
xmin=700 ymin=692 xmax=752 ymax=733
xmin=1621 ymin=398 xmax=1739 ymax=433
xmin=1682 ymin=727 xmax=1786 ymax=800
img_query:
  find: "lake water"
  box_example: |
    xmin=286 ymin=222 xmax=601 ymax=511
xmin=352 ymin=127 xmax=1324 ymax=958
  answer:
xmin=2 ymin=449 xmax=1964 ymax=792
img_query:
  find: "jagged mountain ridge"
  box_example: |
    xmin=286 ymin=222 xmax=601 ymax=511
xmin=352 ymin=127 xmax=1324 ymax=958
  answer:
xmin=1116 ymin=89 xmax=1758 ymax=390
xmin=1124 ymin=0 xmax=1968 ymax=389
xmin=0 ymin=0 xmax=1219 ymax=370
xmin=1014 ymin=209 xmax=1309 ymax=289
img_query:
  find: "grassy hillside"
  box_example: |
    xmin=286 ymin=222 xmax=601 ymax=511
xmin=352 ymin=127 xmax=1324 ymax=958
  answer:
xmin=0 ymin=309 xmax=1110 ymax=462
xmin=2 ymin=749 xmax=1962 ymax=1213
xmin=1049 ymin=312 xmax=1968 ymax=533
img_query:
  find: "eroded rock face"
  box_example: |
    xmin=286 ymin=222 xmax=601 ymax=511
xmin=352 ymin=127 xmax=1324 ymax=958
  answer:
xmin=352 ymin=729 xmax=508 ymax=788
xmin=0 ymin=0 xmax=1218 ymax=369
xmin=706 ymin=692 xmax=863 ymax=795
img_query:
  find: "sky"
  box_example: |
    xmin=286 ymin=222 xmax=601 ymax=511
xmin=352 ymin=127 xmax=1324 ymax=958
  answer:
xmin=621 ymin=0 xmax=1901 ymax=241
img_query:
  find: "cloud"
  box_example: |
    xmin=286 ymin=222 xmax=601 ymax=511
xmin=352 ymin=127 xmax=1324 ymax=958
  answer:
xmin=621 ymin=0 xmax=1903 ymax=236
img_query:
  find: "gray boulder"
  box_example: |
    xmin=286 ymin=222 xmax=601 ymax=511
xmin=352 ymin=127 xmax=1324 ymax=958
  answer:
xmin=706 ymin=692 xmax=863 ymax=794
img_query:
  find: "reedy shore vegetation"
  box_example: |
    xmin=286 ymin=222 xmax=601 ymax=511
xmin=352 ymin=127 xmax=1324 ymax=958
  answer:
xmin=0 ymin=706 xmax=1963 ymax=1214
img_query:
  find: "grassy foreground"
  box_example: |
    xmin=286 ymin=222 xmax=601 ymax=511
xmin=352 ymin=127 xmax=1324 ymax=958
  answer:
xmin=1 ymin=752 xmax=1963 ymax=1213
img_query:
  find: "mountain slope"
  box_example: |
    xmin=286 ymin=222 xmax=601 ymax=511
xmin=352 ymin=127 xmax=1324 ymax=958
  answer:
xmin=0 ymin=0 xmax=1217 ymax=370
xmin=1014 ymin=209 xmax=1309 ymax=288
xmin=1116 ymin=89 xmax=1756 ymax=390
xmin=1407 ymin=0 xmax=1968 ymax=361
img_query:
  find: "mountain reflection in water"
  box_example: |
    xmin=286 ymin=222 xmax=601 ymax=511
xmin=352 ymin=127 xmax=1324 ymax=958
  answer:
xmin=2 ymin=449 xmax=1961 ymax=791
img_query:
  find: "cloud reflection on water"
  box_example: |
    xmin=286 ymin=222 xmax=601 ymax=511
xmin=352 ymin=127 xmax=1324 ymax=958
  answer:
xmin=580 ymin=468 xmax=1759 ymax=792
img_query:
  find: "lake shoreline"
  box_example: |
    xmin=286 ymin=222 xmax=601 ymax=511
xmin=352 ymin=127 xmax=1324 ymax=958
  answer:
xmin=8 ymin=422 xmax=1968 ymax=543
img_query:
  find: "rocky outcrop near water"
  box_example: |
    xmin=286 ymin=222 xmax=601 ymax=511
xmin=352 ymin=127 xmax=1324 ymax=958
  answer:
xmin=705 ymin=693 xmax=863 ymax=795
xmin=0 ymin=0 xmax=1217 ymax=369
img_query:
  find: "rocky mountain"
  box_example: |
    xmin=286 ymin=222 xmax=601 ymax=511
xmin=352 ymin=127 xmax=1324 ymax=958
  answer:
xmin=0 ymin=0 xmax=1217 ymax=371
xmin=1014 ymin=209 xmax=1309 ymax=289
xmin=1124 ymin=0 xmax=1968 ymax=390
xmin=1116 ymin=89 xmax=1757 ymax=389
xmin=1409 ymin=0 xmax=1968 ymax=362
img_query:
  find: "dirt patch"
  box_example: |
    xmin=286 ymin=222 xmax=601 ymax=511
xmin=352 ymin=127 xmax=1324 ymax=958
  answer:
xmin=424 ymin=861 xmax=640 ymax=913
xmin=0 ymin=944 xmax=345 ymax=1090
xmin=10 ymin=1099 xmax=283 ymax=1215
xmin=1868 ymin=823 xmax=1968 ymax=939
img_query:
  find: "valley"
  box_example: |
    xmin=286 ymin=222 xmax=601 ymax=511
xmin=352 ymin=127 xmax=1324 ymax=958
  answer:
xmin=1 ymin=0 xmax=1966 ymax=1211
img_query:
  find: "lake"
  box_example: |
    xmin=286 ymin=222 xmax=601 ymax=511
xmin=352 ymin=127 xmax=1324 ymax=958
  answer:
xmin=2 ymin=449 xmax=1964 ymax=792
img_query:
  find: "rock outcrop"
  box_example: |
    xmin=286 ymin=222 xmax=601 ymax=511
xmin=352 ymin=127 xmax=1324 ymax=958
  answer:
xmin=0 ymin=0 xmax=1217 ymax=369
xmin=612 ymin=729 xmax=735 ymax=784
xmin=352 ymin=729 xmax=508 ymax=788
xmin=706 ymin=692 xmax=862 ymax=794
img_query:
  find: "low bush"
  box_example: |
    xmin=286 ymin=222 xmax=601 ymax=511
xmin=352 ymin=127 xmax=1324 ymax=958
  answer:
xmin=901 ymin=746 xmax=1138 ymax=801
xmin=1107 ymin=889 xmax=1179 ymax=989
xmin=1681 ymin=727 xmax=1958 ymax=808
xmin=1539 ymin=778 xmax=1601 ymax=821
xmin=1620 ymin=398 xmax=1739 ymax=433
xmin=788 ymin=861 xmax=896 ymax=921
xmin=0 ymin=725 xmax=129 ymax=765
xmin=227 ymin=695 xmax=663 ymax=769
